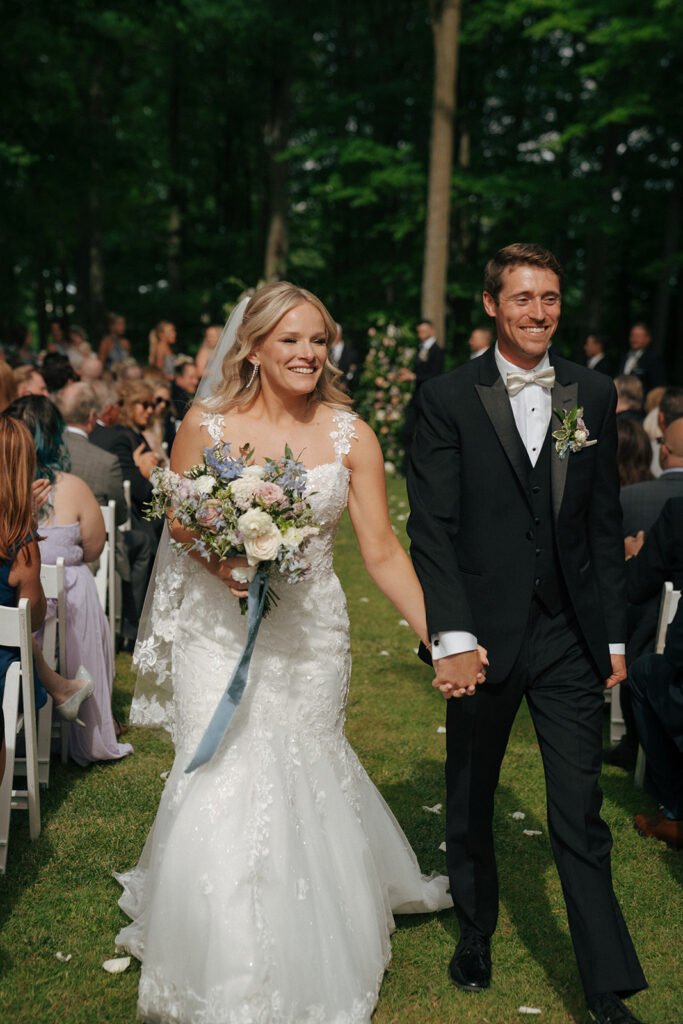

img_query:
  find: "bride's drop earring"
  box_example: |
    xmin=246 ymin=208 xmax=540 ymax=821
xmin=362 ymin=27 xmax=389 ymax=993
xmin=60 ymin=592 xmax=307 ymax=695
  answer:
xmin=245 ymin=362 xmax=259 ymax=388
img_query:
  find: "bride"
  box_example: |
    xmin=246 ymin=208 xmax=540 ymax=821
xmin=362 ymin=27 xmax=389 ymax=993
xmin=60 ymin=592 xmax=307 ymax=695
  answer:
xmin=115 ymin=282 xmax=464 ymax=1024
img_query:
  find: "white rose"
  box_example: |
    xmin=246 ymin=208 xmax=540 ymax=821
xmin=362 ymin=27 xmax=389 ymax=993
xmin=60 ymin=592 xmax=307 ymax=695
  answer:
xmin=244 ymin=523 xmax=282 ymax=565
xmin=194 ymin=474 xmax=217 ymax=494
xmin=230 ymin=477 xmax=260 ymax=510
xmin=237 ymin=507 xmax=275 ymax=538
xmin=574 ymin=429 xmax=588 ymax=444
xmin=241 ymin=465 xmax=266 ymax=479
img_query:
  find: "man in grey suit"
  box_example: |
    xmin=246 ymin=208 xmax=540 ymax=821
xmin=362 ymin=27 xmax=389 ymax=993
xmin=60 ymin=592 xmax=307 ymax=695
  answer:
xmin=621 ymin=418 xmax=683 ymax=536
xmin=57 ymin=382 xmax=156 ymax=648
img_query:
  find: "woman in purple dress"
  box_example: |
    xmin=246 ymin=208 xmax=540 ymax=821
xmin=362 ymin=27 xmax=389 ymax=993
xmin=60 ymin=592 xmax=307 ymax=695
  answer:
xmin=5 ymin=397 xmax=132 ymax=766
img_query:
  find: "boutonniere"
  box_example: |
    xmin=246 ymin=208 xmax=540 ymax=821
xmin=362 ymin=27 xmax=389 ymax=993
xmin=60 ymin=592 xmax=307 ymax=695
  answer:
xmin=552 ymin=404 xmax=598 ymax=459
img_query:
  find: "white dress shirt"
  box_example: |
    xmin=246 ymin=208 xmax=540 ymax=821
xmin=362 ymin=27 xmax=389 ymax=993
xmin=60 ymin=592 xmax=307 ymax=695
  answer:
xmin=430 ymin=344 xmax=624 ymax=661
xmin=622 ymin=349 xmax=642 ymax=376
xmin=587 ymin=353 xmax=603 ymax=370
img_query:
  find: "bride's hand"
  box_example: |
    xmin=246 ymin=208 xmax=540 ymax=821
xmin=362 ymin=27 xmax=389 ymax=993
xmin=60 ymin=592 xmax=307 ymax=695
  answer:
xmin=216 ymin=556 xmax=252 ymax=598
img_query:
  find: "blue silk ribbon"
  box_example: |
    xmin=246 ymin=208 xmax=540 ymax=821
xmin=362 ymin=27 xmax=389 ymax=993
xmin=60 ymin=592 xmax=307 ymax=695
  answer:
xmin=185 ymin=570 xmax=269 ymax=773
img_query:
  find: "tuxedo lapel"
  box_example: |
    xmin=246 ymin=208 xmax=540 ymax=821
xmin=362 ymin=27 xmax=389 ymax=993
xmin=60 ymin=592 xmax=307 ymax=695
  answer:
xmin=475 ymin=351 xmax=531 ymax=503
xmin=549 ymin=358 xmax=578 ymax=520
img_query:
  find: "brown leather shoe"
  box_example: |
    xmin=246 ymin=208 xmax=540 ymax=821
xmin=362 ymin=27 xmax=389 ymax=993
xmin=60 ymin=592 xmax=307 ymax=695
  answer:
xmin=634 ymin=812 xmax=683 ymax=849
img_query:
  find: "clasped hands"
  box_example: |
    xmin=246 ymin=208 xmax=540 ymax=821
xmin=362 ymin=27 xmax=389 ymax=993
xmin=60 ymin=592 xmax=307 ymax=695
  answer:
xmin=433 ymin=645 xmax=488 ymax=700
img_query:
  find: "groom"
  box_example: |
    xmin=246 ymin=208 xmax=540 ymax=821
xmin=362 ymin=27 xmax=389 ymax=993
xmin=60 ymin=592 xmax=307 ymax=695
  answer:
xmin=407 ymin=244 xmax=647 ymax=1024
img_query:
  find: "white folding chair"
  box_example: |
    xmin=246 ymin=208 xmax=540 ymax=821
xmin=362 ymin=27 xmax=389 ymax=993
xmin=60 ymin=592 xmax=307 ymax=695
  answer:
xmin=608 ymin=681 xmax=627 ymax=746
xmin=0 ymin=598 xmax=41 ymax=873
xmin=38 ymin=558 xmax=69 ymax=770
xmin=93 ymin=500 xmax=116 ymax=660
xmin=634 ymin=582 xmax=681 ymax=788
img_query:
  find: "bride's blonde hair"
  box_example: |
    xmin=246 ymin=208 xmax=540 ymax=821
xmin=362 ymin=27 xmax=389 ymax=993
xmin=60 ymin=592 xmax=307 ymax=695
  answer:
xmin=200 ymin=282 xmax=352 ymax=412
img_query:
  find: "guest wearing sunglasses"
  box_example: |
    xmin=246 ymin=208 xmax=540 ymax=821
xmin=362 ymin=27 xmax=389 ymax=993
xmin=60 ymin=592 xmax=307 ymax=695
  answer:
xmin=100 ymin=381 xmax=162 ymax=538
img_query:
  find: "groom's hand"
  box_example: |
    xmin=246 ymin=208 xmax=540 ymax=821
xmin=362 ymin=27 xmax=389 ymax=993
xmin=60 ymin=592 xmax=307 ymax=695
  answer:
xmin=604 ymin=653 xmax=627 ymax=690
xmin=433 ymin=649 xmax=484 ymax=699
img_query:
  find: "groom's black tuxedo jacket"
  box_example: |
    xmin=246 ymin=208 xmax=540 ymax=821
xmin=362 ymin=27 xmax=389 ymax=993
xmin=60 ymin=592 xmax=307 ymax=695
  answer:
xmin=407 ymin=346 xmax=626 ymax=684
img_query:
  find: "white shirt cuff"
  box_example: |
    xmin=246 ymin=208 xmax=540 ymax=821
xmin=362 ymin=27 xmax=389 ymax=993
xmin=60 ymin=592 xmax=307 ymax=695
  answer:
xmin=608 ymin=643 xmax=625 ymax=656
xmin=431 ymin=631 xmax=478 ymax=660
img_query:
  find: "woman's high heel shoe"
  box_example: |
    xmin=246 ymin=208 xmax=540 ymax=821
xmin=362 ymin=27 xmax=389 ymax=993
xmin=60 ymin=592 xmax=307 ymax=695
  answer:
xmin=56 ymin=666 xmax=94 ymax=727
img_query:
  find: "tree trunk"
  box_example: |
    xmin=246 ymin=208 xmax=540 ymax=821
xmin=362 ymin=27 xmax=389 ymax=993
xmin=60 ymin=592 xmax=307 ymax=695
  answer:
xmin=421 ymin=0 xmax=462 ymax=347
xmin=85 ymin=64 xmax=106 ymax=334
xmin=263 ymin=61 xmax=290 ymax=283
xmin=168 ymin=37 xmax=184 ymax=296
xmin=651 ymin=172 xmax=681 ymax=356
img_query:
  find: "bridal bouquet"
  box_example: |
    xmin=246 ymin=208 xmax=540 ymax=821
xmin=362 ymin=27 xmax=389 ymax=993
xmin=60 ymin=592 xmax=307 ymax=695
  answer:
xmin=146 ymin=441 xmax=319 ymax=614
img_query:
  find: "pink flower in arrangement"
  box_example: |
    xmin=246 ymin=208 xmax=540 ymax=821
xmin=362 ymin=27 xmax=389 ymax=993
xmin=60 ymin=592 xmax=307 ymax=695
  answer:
xmin=254 ymin=481 xmax=286 ymax=506
xmin=368 ymin=327 xmax=376 ymax=337
xmin=195 ymin=499 xmax=223 ymax=531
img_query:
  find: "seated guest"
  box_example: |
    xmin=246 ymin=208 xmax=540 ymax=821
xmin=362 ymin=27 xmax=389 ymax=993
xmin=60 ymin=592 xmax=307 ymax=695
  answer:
xmin=90 ymin=380 xmax=120 ymax=443
xmin=4 ymin=398 xmax=130 ymax=764
xmin=624 ymin=497 xmax=683 ymax=849
xmin=617 ymin=417 xmax=654 ymax=487
xmin=148 ymin=321 xmax=177 ymax=380
xmin=614 ymin=374 xmax=644 ymax=423
xmin=621 ymin=418 xmax=683 ymax=536
xmin=329 ymin=323 xmax=360 ymax=393
xmin=41 ymin=352 xmax=77 ymax=394
xmin=13 ymin=365 xmax=49 ymax=399
xmin=56 ymin=382 xmax=156 ymax=647
xmin=78 ymin=355 xmax=104 ymax=382
xmin=170 ymin=355 xmax=199 ymax=423
xmin=583 ymin=333 xmax=612 ymax=375
xmin=618 ymin=322 xmax=666 ymax=396
xmin=647 ymin=385 xmax=683 ymax=479
xmin=0 ymin=416 xmax=96 ymax=784
xmin=0 ymin=362 xmax=17 ymax=413
xmin=101 ymin=380 xmax=161 ymax=537
xmin=144 ymin=379 xmax=171 ymax=467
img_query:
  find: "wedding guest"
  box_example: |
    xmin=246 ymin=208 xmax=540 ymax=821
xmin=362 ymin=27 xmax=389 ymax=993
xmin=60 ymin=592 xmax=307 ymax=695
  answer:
xmin=4 ymin=397 xmax=131 ymax=763
xmin=468 ymin=328 xmax=492 ymax=359
xmin=584 ymin=333 xmax=612 ymax=375
xmin=114 ymin=358 xmax=143 ymax=383
xmin=646 ymin=385 xmax=683 ymax=478
xmin=46 ymin=319 xmax=69 ymax=356
xmin=98 ymin=313 xmax=131 ymax=370
xmin=78 ymin=355 xmax=104 ymax=382
xmin=67 ymin=325 xmax=92 ymax=372
xmin=90 ymin=380 xmax=120 ymax=438
xmin=615 ymin=374 xmax=644 ymax=422
xmin=618 ymin=323 xmax=666 ymax=396
xmin=0 ymin=362 xmax=17 ymax=413
xmin=57 ymin=381 xmax=157 ymax=649
xmin=14 ymin=365 xmax=49 ymax=399
xmin=329 ymin=322 xmax=360 ymax=393
xmin=398 ymin=319 xmax=444 ymax=467
xmin=6 ymin=325 xmax=35 ymax=366
xmin=617 ymin=418 xmax=653 ymax=487
xmin=105 ymin=380 xmax=160 ymax=536
xmin=169 ymin=356 xmax=199 ymax=425
xmin=624 ymin=498 xmax=683 ymax=849
xmin=144 ymin=380 xmax=171 ymax=466
xmin=195 ymin=324 xmax=221 ymax=378
xmin=621 ymin=418 xmax=683 ymax=535
xmin=148 ymin=321 xmax=177 ymax=379
xmin=0 ymin=417 xmax=95 ymax=783
xmin=41 ymin=352 xmax=77 ymax=394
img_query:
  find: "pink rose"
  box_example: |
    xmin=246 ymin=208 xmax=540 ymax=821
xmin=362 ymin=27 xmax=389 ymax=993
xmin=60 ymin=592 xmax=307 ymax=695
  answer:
xmin=254 ymin=481 xmax=285 ymax=506
xmin=196 ymin=499 xmax=222 ymax=531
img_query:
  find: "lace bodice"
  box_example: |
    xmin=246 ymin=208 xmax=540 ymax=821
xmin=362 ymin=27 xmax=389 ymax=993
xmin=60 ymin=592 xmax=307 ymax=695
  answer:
xmin=130 ymin=410 xmax=358 ymax=735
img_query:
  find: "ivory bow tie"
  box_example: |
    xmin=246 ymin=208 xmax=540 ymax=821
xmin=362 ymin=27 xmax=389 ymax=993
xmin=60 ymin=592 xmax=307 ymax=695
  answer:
xmin=506 ymin=367 xmax=556 ymax=397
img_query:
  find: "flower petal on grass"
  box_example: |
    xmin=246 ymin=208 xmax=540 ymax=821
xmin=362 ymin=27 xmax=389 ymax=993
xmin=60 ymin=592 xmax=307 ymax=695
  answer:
xmin=511 ymin=811 xmax=526 ymax=820
xmin=437 ymin=726 xmax=446 ymax=734
xmin=56 ymin=952 xmax=72 ymax=963
xmin=422 ymin=803 xmax=442 ymax=814
xmin=160 ymin=771 xmax=169 ymax=781
xmin=398 ymin=618 xmax=409 ymax=627
xmin=360 ymin=597 xmax=370 ymax=603
xmin=518 ymin=1007 xmax=542 ymax=1015
xmin=379 ymin=650 xmax=390 ymax=656
xmin=103 ymin=957 xmax=131 ymax=973
xmin=523 ymin=829 xmax=542 ymax=837
xmin=439 ymin=841 xmax=447 ymax=852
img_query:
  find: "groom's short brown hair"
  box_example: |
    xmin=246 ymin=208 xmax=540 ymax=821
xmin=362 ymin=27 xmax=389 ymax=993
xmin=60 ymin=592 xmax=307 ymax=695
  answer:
xmin=484 ymin=243 xmax=564 ymax=303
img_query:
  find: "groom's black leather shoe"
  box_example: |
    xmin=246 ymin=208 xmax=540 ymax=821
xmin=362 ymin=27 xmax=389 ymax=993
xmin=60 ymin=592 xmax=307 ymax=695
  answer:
xmin=587 ymin=993 xmax=646 ymax=1023
xmin=448 ymin=932 xmax=491 ymax=991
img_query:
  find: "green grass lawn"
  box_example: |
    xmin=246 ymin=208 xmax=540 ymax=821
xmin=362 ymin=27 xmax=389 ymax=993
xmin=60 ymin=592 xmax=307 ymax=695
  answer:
xmin=1 ymin=476 xmax=680 ymax=1024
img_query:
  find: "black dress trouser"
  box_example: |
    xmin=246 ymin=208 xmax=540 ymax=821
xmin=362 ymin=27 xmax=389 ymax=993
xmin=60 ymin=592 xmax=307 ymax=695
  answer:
xmin=445 ymin=599 xmax=647 ymax=1000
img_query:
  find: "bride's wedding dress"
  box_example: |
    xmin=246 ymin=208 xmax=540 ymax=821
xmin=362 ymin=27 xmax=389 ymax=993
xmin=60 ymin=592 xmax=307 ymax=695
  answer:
xmin=115 ymin=411 xmax=451 ymax=1024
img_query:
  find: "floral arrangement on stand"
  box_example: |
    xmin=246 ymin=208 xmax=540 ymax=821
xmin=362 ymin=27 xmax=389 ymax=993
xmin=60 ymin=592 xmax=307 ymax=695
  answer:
xmin=356 ymin=320 xmax=416 ymax=472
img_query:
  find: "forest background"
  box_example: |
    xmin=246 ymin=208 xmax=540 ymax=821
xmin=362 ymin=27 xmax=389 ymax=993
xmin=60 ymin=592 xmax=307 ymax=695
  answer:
xmin=2 ymin=0 xmax=682 ymax=378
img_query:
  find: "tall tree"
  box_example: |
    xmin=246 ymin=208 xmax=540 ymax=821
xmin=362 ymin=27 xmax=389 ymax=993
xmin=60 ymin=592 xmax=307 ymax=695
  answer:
xmin=422 ymin=0 xmax=462 ymax=345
